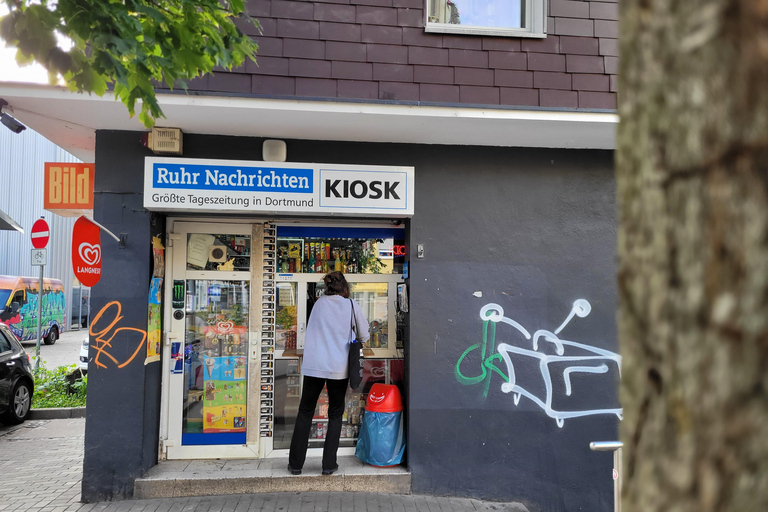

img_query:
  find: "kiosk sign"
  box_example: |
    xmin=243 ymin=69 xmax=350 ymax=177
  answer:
xmin=72 ymin=216 xmax=102 ymax=287
xmin=144 ymin=157 xmax=414 ymax=217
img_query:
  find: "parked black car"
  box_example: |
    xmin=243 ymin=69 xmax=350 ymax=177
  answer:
xmin=0 ymin=323 xmax=34 ymax=424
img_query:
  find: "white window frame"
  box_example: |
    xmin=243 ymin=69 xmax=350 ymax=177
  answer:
xmin=424 ymin=0 xmax=548 ymax=38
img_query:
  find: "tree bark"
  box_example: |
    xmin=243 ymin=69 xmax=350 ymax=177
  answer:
xmin=617 ymin=1 xmax=768 ymax=511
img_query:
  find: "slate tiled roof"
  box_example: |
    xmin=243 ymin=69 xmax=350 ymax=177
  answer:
xmin=174 ymin=0 xmax=618 ymax=111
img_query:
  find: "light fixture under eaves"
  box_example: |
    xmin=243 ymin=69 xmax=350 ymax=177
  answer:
xmin=263 ymin=139 xmax=287 ymax=162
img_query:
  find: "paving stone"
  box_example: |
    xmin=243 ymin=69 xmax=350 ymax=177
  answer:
xmin=1 ymin=420 xmax=531 ymax=512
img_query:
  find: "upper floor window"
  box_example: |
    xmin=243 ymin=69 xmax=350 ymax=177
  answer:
xmin=425 ymin=0 xmax=547 ymax=38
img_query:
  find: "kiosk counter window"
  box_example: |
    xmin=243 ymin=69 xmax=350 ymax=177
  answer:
xmin=270 ymin=225 xmax=407 ymax=450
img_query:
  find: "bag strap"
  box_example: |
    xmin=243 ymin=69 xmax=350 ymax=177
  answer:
xmin=349 ymin=298 xmax=355 ymax=343
xmin=349 ymin=298 xmax=359 ymax=343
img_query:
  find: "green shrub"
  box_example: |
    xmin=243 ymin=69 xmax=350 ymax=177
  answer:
xmin=32 ymin=364 xmax=87 ymax=409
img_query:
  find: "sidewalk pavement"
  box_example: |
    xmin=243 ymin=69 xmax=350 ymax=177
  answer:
xmin=0 ymin=419 xmax=528 ymax=512
xmin=0 ymin=419 xmax=83 ymax=511
xmin=74 ymin=492 xmax=529 ymax=512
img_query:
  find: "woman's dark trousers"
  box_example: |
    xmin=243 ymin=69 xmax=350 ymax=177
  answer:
xmin=289 ymin=375 xmax=349 ymax=471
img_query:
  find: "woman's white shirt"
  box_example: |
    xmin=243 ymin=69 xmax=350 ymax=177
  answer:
xmin=301 ymin=294 xmax=370 ymax=380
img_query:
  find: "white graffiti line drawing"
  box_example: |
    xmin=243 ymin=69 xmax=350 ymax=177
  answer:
xmin=482 ymin=300 xmax=622 ymax=428
xmin=79 ymin=242 xmax=102 ymax=265
xmin=479 ymin=303 xmax=531 ymax=339
xmin=563 ymin=365 xmax=609 ymax=396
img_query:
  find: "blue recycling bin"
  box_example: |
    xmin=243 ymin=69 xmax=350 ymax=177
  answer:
xmin=355 ymin=384 xmax=405 ymax=466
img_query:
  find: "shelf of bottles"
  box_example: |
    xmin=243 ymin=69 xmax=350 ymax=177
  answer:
xmin=276 ymin=237 xmax=404 ymax=275
xmin=260 ymin=223 xmax=276 ymax=438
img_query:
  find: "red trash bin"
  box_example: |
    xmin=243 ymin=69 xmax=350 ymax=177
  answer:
xmin=356 ymin=384 xmax=405 ymax=467
xmin=366 ymin=383 xmax=402 ymax=413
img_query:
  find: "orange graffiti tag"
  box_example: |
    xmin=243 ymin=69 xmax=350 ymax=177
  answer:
xmin=89 ymin=301 xmax=147 ymax=369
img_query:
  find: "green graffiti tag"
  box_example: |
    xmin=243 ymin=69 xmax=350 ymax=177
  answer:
xmin=455 ymin=317 xmax=509 ymax=398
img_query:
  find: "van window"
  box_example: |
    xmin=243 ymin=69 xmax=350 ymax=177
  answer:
xmin=0 ymin=289 xmax=10 ymax=309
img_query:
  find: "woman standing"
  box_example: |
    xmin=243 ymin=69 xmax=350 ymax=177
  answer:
xmin=288 ymin=271 xmax=370 ymax=475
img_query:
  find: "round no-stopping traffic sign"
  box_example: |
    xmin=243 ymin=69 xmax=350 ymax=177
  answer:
xmin=31 ymin=218 xmax=50 ymax=249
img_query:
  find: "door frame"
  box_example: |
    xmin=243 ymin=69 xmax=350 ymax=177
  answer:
xmin=159 ymin=216 xmax=407 ymax=461
xmin=160 ymin=219 xmax=262 ymax=460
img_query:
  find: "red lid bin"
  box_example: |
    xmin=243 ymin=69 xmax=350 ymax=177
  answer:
xmin=366 ymin=384 xmax=402 ymax=413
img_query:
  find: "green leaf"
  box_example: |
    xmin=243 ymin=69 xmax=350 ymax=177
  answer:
xmin=0 ymin=0 xmax=260 ymax=127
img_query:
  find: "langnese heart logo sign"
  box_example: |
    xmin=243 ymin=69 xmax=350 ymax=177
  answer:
xmin=217 ymin=321 xmax=234 ymax=333
xmin=79 ymin=242 xmax=101 ymax=266
xmin=72 ymin=216 xmax=102 ymax=287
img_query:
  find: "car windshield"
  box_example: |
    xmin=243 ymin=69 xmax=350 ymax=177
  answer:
xmin=0 ymin=289 xmax=11 ymax=312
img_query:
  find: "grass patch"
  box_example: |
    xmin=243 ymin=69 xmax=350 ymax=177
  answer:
xmin=32 ymin=364 xmax=87 ymax=409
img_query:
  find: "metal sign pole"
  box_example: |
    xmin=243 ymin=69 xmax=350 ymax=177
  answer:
xmin=36 ymin=263 xmax=43 ymax=369
xmin=31 ymin=216 xmax=50 ymax=370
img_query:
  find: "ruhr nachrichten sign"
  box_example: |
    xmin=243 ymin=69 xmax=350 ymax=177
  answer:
xmin=143 ymin=157 xmax=415 ymax=217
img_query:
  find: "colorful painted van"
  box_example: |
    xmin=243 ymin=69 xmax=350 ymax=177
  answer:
xmin=0 ymin=276 xmax=66 ymax=345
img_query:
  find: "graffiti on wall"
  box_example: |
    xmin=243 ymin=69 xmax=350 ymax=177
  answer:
xmin=89 ymin=301 xmax=147 ymax=369
xmin=455 ymin=299 xmax=622 ymax=427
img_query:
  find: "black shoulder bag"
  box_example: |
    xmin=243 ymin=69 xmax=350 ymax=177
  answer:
xmin=347 ymin=298 xmax=364 ymax=390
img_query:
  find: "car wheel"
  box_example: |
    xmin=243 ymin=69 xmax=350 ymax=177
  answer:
xmin=44 ymin=326 xmax=58 ymax=345
xmin=1 ymin=380 xmax=32 ymax=424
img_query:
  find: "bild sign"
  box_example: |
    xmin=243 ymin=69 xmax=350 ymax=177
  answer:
xmin=144 ymin=157 xmax=414 ymax=217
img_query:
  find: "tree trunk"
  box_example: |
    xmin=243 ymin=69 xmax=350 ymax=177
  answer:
xmin=617 ymin=1 xmax=768 ymax=511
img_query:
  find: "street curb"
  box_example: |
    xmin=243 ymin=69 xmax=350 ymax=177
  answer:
xmin=30 ymin=407 xmax=86 ymax=420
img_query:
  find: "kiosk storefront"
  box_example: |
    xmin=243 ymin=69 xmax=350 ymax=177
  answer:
xmin=147 ymin=157 xmax=414 ymax=461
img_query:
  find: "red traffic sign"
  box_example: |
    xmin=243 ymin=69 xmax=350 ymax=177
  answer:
xmin=31 ymin=218 xmax=50 ymax=249
xmin=72 ymin=216 xmax=102 ymax=287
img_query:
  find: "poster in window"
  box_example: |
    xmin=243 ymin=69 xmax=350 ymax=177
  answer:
xmin=202 ymin=355 xmax=248 ymax=433
xmin=146 ymin=236 xmax=164 ymax=364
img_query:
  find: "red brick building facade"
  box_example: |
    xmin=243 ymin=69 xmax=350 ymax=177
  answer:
xmin=170 ymin=0 xmax=618 ymax=110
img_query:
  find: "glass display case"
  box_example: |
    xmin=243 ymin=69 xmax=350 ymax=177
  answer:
xmin=307 ymin=281 xmax=390 ymax=349
xmin=272 ymin=358 xmax=404 ymax=449
xmin=268 ymin=226 xmax=406 ymax=359
xmin=275 ymin=282 xmax=297 ymax=351
xmin=274 ymin=226 xmax=406 ymax=275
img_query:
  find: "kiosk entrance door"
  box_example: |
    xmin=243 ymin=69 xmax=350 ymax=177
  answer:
xmin=163 ymin=221 xmax=261 ymax=459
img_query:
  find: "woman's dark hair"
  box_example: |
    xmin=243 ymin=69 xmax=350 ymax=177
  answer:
xmin=323 ymin=271 xmax=350 ymax=298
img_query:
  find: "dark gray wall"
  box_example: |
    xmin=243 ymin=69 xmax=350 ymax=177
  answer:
xmin=82 ymin=133 xmax=164 ymax=501
xmin=83 ymin=131 xmax=617 ymax=510
xmin=407 ymin=148 xmax=619 ymax=510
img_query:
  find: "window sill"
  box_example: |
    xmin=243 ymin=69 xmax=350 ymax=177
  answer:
xmin=424 ymin=22 xmax=547 ymax=39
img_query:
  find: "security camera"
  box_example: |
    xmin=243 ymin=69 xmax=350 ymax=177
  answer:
xmin=1 ymin=112 xmax=26 ymax=134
